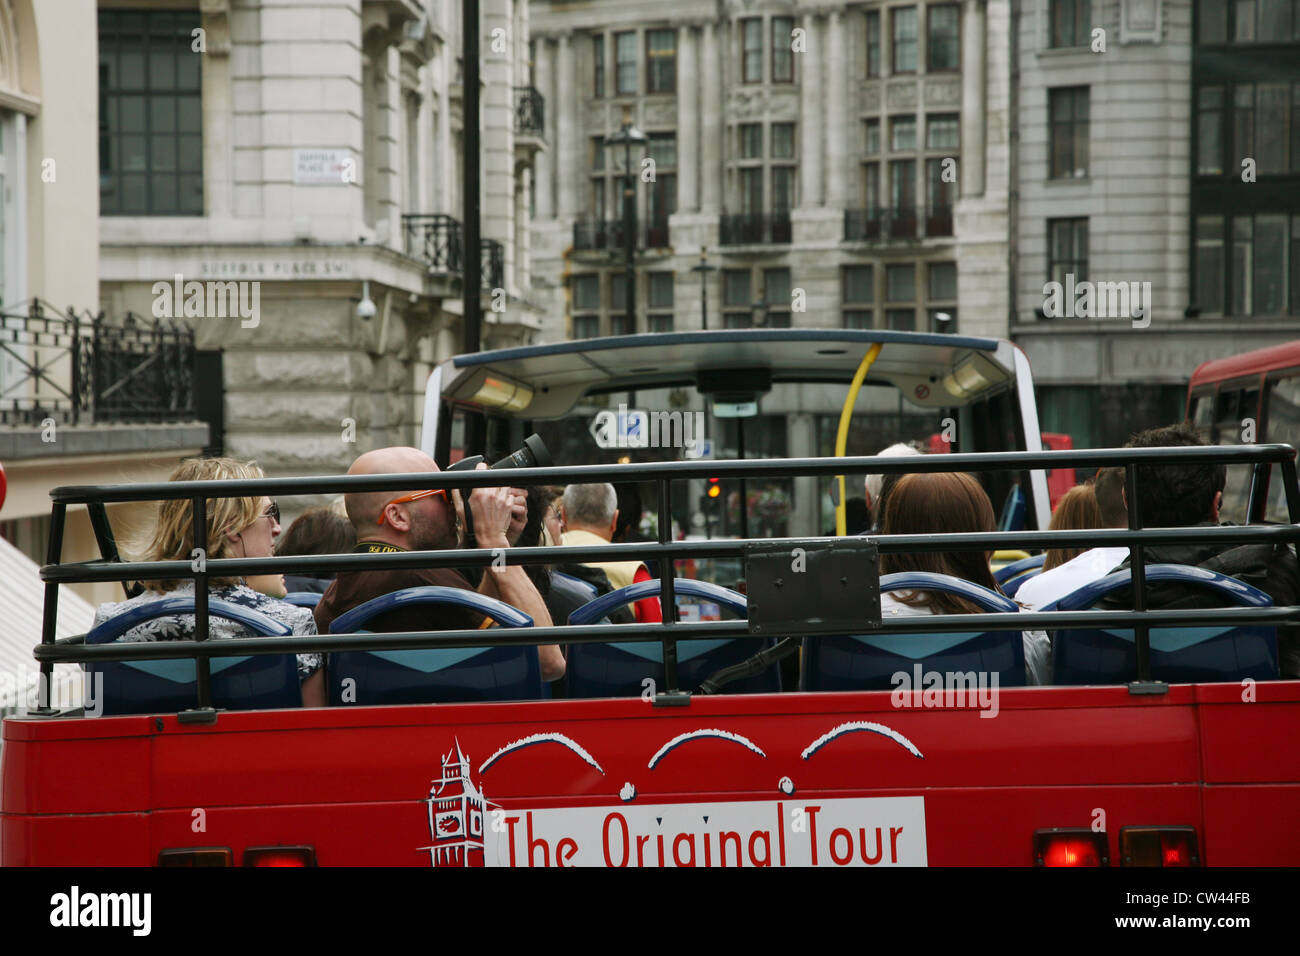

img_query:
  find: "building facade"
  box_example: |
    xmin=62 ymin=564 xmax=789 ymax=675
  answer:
xmin=1012 ymin=0 xmax=1300 ymax=449
xmin=97 ymin=0 xmax=543 ymax=492
xmin=530 ymin=0 xmax=1012 ymax=533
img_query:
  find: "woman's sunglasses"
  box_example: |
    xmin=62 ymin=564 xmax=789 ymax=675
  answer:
xmin=377 ymin=488 xmax=450 ymax=525
xmin=261 ymin=500 xmax=280 ymax=524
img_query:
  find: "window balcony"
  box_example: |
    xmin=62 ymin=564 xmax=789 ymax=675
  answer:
xmin=844 ymin=206 xmax=952 ymax=241
xmin=718 ymin=212 xmax=791 ymax=246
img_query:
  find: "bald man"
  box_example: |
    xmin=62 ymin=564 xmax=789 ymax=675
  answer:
xmin=314 ymin=447 xmax=564 ymax=682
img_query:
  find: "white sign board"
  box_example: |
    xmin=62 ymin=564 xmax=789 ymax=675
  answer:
xmin=484 ymin=796 xmax=927 ymax=867
xmin=293 ymin=149 xmax=353 ymax=185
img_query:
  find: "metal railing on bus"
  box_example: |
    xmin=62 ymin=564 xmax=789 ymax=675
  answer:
xmin=32 ymin=443 xmax=1300 ymax=711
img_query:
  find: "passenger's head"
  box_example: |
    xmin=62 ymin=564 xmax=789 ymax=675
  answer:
xmin=612 ymin=484 xmax=643 ymax=542
xmin=343 ymin=446 xmax=456 ymax=550
xmin=844 ymin=496 xmax=870 ymax=535
xmin=879 ymin=471 xmax=1000 ymax=614
xmin=538 ymin=485 xmax=565 ymax=545
xmin=1042 ymin=483 xmax=1103 ymax=572
xmin=1092 ymin=466 xmax=1128 ymax=528
xmin=140 ymin=457 xmax=277 ymax=591
xmin=562 ymin=482 xmax=618 ymax=540
xmin=865 ymin=442 xmax=924 ymax=528
xmin=1124 ymin=424 xmax=1224 ymax=527
xmin=276 ymin=506 xmax=357 ymax=558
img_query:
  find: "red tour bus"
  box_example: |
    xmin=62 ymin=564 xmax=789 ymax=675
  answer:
xmin=1187 ymin=340 xmax=1300 ymax=524
xmin=3 ymin=331 xmax=1299 ymax=867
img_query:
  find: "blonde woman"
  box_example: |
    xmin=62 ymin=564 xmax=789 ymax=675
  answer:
xmin=91 ymin=457 xmax=326 ymax=707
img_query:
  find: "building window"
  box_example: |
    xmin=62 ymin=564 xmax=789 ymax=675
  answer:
xmin=723 ymin=269 xmax=752 ymax=327
xmin=1197 ymin=86 xmax=1224 ymax=175
xmin=1254 ymin=214 xmax=1287 ymax=315
xmin=1198 ymin=0 xmax=1229 ymax=43
xmin=887 ymin=263 xmax=919 ymax=332
xmin=842 ymin=265 xmax=873 ymax=329
xmin=864 ymin=162 xmax=881 ymax=212
xmin=925 ymin=159 xmax=954 ymax=235
xmin=891 ymin=115 xmax=917 ymax=152
xmin=772 ymin=122 xmax=796 ymax=159
xmin=647 ymin=134 xmax=676 ymax=245
xmin=1048 ymin=218 xmax=1089 ymax=286
xmin=1051 ymin=0 xmax=1091 ymax=48
xmin=890 ymin=159 xmax=916 ymax=213
xmin=574 ymin=274 xmax=600 ymax=310
xmin=591 ymin=136 xmax=607 ymax=218
xmin=1195 ymin=215 xmax=1225 ymax=315
xmin=610 ymin=314 xmax=636 ymax=336
xmin=739 ymin=123 xmax=762 ymax=160
xmin=1049 ymin=87 xmax=1089 ymax=179
xmin=927 ymin=114 xmax=960 ymax=149
xmin=927 ymin=4 xmax=961 ymax=70
xmin=866 ymin=10 xmax=882 ymax=77
xmin=927 ymin=261 xmax=958 ymax=333
xmin=1229 ymin=0 xmax=1299 ymax=43
xmin=1255 ymin=83 xmax=1291 ymax=174
xmin=1232 ymin=216 xmax=1253 ymax=314
xmin=772 ymin=16 xmax=794 ymax=83
xmin=593 ymin=34 xmax=605 ymax=97
xmin=646 ymin=29 xmax=675 ymax=94
xmin=892 ymin=7 xmax=918 ymax=74
xmin=648 ymin=273 xmax=674 ymax=331
xmin=763 ymin=268 xmax=792 ymax=327
xmin=865 ymin=119 xmax=881 ymax=155
xmin=99 ymin=9 xmax=203 ymax=215
xmin=615 ymin=32 xmax=636 ymax=94
xmin=574 ymin=315 xmax=599 ymax=338
xmin=742 ymin=18 xmax=763 ymax=83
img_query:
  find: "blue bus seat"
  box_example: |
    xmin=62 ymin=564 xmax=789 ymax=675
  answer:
xmin=283 ymin=591 xmax=323 ymax=608
xmin=1002 ymin=571 xmax=1040 ymax=598
xmin=326 ymin=586 xmax=540 ymax=705
xmin=84 ymin=597 xmax=300 ymax=715
xmin=998 ymin=485 xmax=1026 ymax=532
xmin=994 ymin=553 xmax=1044 ymax=585
xmin=802 ymin=572 xmax=1025 ymax=691
xmin=565 ymin=579 xmax=779 ymax=697
xmin=1046 ymin=564 xmax=1279 ymax=684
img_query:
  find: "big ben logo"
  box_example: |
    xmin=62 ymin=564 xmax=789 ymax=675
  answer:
xmin=423 ymin=739 xmax=495 ymax=867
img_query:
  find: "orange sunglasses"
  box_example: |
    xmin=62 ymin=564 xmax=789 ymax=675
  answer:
xmin=376 ymin=488 xmax=450 ymax=525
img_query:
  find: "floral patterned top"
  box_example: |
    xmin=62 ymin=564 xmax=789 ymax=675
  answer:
xmin=92 ymin=582 xmax=323 ymax=682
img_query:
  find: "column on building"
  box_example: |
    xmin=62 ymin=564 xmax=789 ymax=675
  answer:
xmin=824 ymin=9 xmax=849 ymax=208
xmin=960 ymin=0 xmax=986 ymax=197
xmin=798 ymin=13 xmax=823 ymax=207
xmin=699 ymin=20 xmax=723 ymax=214
xmin=533 ymin=35 xmax=555 ymax=219
xmin=481 ymin=0 xmax=513 ymax=292
xmin=677 ymin=24 xmax=699 ymax=213
xmin=555 ymin=33 xmax=578 ymax=219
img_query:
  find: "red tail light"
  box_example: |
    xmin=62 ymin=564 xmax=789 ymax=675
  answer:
xmin=1120 ymin=827 xmax=1199 ymax=867
xmin=1034 ymin=829 xmax=1108 ymax=866
xmin=243 ymin=846 xmax=317 ymax=867
xmin=158 ymin=847 xmax=233 ymax=867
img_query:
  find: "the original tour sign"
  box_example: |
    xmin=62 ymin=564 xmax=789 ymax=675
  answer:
xmin=421 ymin=736 xmax=928 ymax=867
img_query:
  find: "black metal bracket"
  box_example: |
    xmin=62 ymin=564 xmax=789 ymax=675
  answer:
xmin=652 ymin=691 xmax=692 ymax=707
xmin=177 ymin=707 xmax=220 ymax=724
xmin=1127 ymin=681 xmax=1169 ymax=696
xmin=744 ymin=537 xmax=880 ymax=635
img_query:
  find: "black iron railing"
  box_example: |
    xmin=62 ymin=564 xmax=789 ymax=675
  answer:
xmin=845 ymin=206 xmax=952 ymax=241
xmin=481 ymin=239 xmax=505 ymax=291
xmin=33 ymin=444 xmax=1300 ymax=709
xmin=402 ymin=213 xmax=463 ymax=274
xmin=719 ymin=212 xmax=791 ymax=245
xmin=514 ymin=86 xmax=544 ymax=136
xmin=0 ymin=300 xmax=197 ymax=426
xmin=573 ymin=218 xmax=623 ymax=252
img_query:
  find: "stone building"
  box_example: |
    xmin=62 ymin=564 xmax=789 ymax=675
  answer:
xmin=529 ymin=0 xmax=1010 ymax=532
xmin=1012 ymin=0 xmax=1299 ymax=448
xmin=97 ymin=0 xmax=544 ymax=493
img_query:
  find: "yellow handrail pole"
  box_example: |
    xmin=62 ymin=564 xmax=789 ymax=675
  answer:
xmin=833 ymin=343 xmax=883 ymax=536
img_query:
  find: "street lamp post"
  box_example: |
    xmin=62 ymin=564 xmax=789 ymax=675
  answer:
xmin=605 ymin=106 xmax=647 ymax=335
xmin=690 ymin=247 xmax=717 ymax=331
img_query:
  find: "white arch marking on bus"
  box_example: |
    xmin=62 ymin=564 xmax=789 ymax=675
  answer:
xmin=801 ymin=721 xmax=925 ymax=760
xmin=478 ymin=733 xmax=606 ymax=775
xmin=648 ymin=729 xmax=767 ymax=770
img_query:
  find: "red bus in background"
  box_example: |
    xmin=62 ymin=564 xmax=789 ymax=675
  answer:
xmin=1187 ymin=340 xmax=1300 ymax=523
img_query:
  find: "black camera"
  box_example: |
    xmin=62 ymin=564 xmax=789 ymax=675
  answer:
xmin=447 ymin=433 xmax=552 ymax=472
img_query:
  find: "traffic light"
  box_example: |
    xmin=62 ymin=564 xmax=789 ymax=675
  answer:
xmin=699 ymin=478 xmax=722 ymax=538
xmin=706 ymin=477 xmax=721 ymax=500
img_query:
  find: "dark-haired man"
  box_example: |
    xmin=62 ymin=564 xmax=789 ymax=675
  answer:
xmin=1097 ymin=423 xmax=1299 ymax=677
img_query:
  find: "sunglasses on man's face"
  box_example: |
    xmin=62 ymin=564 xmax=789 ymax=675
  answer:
xmin=377 ymin=488 xmax=450 ymax=525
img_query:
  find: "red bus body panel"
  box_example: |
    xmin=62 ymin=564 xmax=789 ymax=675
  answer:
xmin=5 ymin=681 xmax=1299 ymax=866
xmin=1189 ymin=340 xmax=1300 ymax=390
